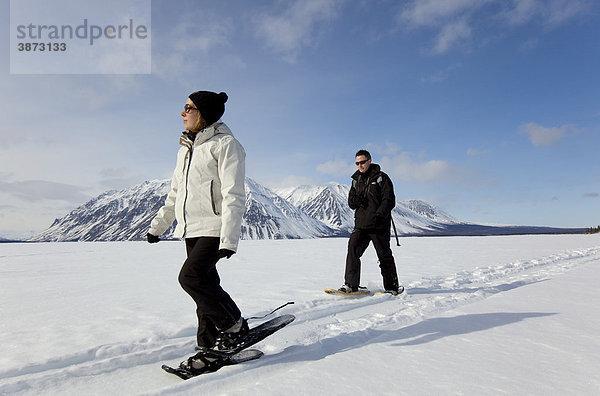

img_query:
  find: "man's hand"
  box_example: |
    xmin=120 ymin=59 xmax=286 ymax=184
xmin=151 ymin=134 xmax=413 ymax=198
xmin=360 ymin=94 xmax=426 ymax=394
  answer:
xmin=146 ymin=233 xmax=160 ymax=244
xmin=218 ymin=249 xmax=235 ymax=259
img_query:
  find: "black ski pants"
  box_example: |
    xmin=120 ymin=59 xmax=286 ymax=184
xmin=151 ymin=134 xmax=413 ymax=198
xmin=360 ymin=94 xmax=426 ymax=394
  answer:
xmin=345 ymin=228 xmax=399 ymax=291
xmin=179 ymin=237 xmax=241 ymax=348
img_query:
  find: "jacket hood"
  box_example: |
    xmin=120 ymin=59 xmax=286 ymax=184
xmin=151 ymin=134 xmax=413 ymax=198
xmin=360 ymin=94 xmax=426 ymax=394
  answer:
xmin=193 ymin=121 xmax=232 ymax=146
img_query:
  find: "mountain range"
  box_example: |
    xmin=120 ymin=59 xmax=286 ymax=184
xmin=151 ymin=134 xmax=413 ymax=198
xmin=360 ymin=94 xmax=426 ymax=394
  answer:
xmin=29 ymin=178 xmax=583 ymax=242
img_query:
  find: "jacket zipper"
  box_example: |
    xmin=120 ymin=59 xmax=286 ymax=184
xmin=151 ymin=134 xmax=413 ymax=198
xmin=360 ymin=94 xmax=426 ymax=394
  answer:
xmin=182 ymin=149 xmax=193 ymax=236
xmin=210 ymin=180 xmax=220 ymax=215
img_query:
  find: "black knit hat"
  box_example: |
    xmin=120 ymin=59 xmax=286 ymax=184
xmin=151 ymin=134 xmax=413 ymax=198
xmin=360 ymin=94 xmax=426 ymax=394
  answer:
xmin=188 ymin=91 xmax=228 ymax=126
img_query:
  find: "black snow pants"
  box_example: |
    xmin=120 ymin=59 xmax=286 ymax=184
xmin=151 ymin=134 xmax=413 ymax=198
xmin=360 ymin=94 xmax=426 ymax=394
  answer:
xmin=344 ymin=228 xmax=399 ymax=291
xmin=179 ymin=237 xmax=241 ymax=348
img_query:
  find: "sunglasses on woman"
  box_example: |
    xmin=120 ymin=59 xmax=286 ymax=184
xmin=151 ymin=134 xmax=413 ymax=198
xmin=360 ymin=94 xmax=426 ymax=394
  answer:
xmin=183 ymin=104 xmax=199 ymax=113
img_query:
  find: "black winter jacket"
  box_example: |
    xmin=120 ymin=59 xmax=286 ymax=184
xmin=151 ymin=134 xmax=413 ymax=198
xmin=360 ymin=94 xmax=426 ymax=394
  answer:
xmin=348 ymin=163 xmax=396 ymax=230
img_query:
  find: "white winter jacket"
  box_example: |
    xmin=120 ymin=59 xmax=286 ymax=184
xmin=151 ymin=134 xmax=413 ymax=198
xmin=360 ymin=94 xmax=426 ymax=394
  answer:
xmin=149 ymin=122 xmax=246 ymax=251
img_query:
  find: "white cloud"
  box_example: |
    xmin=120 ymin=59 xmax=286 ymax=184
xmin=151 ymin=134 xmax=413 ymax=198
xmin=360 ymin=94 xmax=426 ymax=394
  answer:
xmin=519 ymin=37 xmax=539 ymax=52
xmin=365 ymin=142 xmax=401 ymax=156
xmin=380 ymin=153 xmax=454 ymax=182
xmin=0 ymin=180 xmax=89 ymax=203
xmin=398 ymin=0 xmax=484 ymax=28
xmin=97 ymin=167 xmax=143 ymax=191
xmin=253 ymin=0 xmax=343 ymax=62
xmin=467 ymin=148 xmax=487 ymax=157
xmin=170 ymin=19 xmax=232 ymax=54
xmin=397 ymin=0 xmax=485 ymax=54
xmin=432 ymin=19 xmax=472 ymax=54
xmin=317 ymin=150 xmax=463 ymax=184
xmin=316 ymin=158 xmax=354 ymax=177
xmin=544 ymin=0 xmax=590 ymax=26
xmin=397 ymin=0 xmax=591 ymax=54
xmin=499 ymin=0 xmax=591 ymax=28
xmin=421 ymin=63 xmax=462 ymax=83
xmin=152 ymin=14 xmax=236 ymax=78
xmin=518 ymin=122 xmax=576 ymax=147
xmin=501 ymin=0 xmax=539 ymax=26
xmin=263 ymin=175 xmax=320 ymax=190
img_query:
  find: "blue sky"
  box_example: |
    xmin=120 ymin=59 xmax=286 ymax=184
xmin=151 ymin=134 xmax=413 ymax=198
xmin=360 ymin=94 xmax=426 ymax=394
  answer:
xmin=1 ymin=0 xmax=599 ymax=237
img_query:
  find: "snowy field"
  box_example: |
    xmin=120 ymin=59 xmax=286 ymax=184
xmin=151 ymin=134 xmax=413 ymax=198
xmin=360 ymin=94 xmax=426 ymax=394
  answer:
xmin=1 ymin=235 xmax=599 ymax=395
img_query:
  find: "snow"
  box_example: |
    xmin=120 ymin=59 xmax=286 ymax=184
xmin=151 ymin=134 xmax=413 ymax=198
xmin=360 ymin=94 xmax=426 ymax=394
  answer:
xmin=1 ymin=235 xmax=599 ymax=395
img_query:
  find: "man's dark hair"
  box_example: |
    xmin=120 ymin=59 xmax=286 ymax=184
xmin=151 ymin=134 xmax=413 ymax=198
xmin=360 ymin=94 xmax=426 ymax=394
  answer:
xmin=355 ymin=149 xmax=371 ymax=160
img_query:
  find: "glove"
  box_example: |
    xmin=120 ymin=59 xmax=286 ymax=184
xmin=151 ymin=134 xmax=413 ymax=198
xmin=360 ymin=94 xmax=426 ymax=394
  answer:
xmin=218 ymin=249 xmax=235 ymax=259
xmin=146 ymin=233 xmax=160 ymax=244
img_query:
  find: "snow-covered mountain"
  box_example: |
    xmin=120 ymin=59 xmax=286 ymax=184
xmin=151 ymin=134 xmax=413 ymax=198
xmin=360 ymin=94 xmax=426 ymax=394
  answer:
xmin=30 ymin=180 xmax=176 ymax=242
xmin=274 ymin=183 xmax=458 ymax=236
xmin=30 ymin=178 xmax=458 ymax=242
xmin=274 ymin=183 xmax=354 ymax=233
xmin=390 ymin=200 xmax=457 ymax=235
xmin=242 ymin=178 xmax=334 ymax=239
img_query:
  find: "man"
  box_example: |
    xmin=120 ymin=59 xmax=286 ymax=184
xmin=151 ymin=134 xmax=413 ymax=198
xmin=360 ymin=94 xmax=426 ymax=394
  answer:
xmin=339 ymin=149 xmax=404 ymax=295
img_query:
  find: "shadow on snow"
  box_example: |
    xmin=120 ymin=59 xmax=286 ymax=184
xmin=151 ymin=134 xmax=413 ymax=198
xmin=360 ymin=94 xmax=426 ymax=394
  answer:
xmin=264 ymin=311 xmax=556 ymax=366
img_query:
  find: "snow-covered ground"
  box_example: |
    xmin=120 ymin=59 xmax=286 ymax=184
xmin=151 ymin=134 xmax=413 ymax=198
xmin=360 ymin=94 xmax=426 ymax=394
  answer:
xmin=1 ymin=235 xmax=599 ymax=395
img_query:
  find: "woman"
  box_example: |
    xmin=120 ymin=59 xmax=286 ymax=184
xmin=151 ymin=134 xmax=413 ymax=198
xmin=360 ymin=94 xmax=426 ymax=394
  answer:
xmin=147 ymin=90 xmax=247 ymax=373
